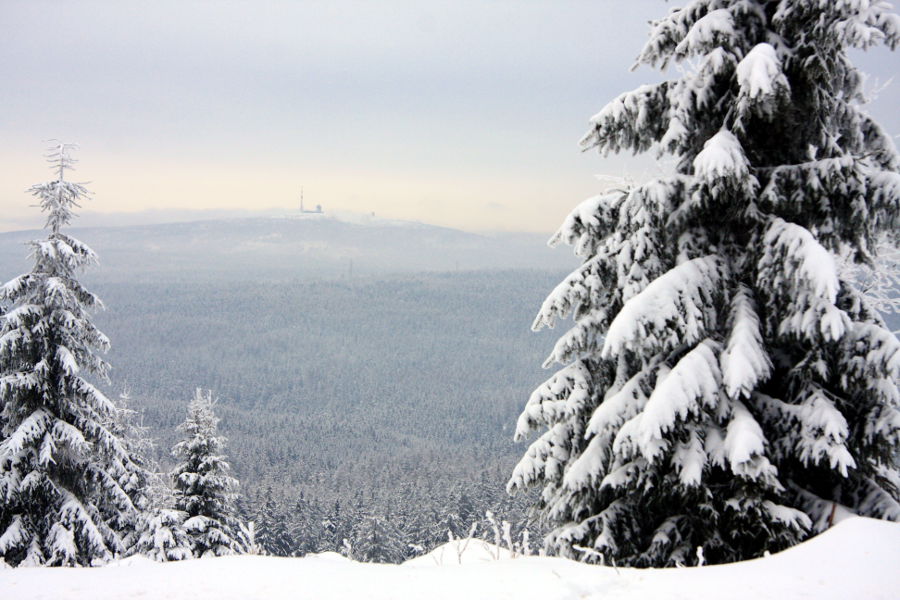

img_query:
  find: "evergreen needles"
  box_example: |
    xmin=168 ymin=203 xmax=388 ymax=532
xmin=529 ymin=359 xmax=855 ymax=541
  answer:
xmin=509 ymin=0 xmax=900 ymax=567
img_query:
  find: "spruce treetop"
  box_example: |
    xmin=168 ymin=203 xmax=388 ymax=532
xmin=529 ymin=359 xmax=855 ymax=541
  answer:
xmin=30 ymin=142 xmax=90 ymax=235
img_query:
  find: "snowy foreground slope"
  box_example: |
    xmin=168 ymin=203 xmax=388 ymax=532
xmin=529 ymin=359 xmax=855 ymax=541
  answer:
xmin=3 ymin=517 xmax=898 ymax=600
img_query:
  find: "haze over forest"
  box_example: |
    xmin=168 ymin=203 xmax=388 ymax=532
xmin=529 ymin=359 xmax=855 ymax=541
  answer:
xmin=0 ymin=214 xmax=581 ymax=557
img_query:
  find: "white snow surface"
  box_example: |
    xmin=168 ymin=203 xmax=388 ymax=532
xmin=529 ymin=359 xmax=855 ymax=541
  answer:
xmin=404 ymin=537 xmax=515 ymax=566
xmin=736 ymin=43 xmax=788 ymax=100
xmin=692 ymin=129 xmax=750 ymax=182
xmin=2 ymin=517 xmax=898 ymax=599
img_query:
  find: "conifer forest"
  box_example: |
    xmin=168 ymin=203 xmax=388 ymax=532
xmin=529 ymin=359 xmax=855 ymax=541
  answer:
xmin=1 ymin=1 xmax=898 ymax=593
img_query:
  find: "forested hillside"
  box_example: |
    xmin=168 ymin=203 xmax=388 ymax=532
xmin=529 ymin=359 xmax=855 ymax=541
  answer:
xmin=0 ymin=217 xmax=574 ymax=560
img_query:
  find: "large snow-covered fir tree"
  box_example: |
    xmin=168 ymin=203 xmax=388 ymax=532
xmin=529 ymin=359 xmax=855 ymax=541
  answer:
xmin=509 ymin=1 xmax=900 ymax=567
xmin=172 ymin=388 xmax=248 ymax=557
xmin=0 ymin=143 xmax=142 ymax=566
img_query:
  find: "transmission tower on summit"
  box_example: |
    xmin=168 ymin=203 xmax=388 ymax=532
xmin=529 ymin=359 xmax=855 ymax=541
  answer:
xmin=299 ymin=187 xmax=323 ymax=214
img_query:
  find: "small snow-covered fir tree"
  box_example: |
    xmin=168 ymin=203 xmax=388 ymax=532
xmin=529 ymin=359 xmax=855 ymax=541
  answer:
xmin=171 ymin=388 xmax=248 ymax=557
xmin=0 ymin=143 xmax=140 ymax=566
xmin=509 ymin=1 xmax=900 ymax=567
xmin=113 ymin=388 xmax=191 ymax=561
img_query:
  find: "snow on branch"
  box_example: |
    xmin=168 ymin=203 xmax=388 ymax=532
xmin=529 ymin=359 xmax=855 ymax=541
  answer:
xmin=831 ymin=2 xmax=900 ymax=50
xmin=772 ymin=0 xmax=900 ymax=50
xmin=508 ymin=423 xmax=572 ymax=493
xmin=588 ymin=357 xmax=660 ymax=440
xmin=55 ymin=344 xmax=80 ymax=376
xmin=2 ymin=408 xmax=52 ymax=457
xmin=0 ymin=516 xmax=27 ymax=555
xmin=758 ymin=157 xmax=894 ymax=253
xmin=674 ymin=9 xmax=736 ymax=59
xmin=638 ymin=1 xmax=769 ymax=67
xmin=50 ymin=419 xmax=91 ymax=459
xmin=537 ymin=178 xmax=685 ymax=335
xmin=514 ymin=361 xmax=593 ymax=439
xmin=0 ymin=303 xmax=42 ymax=331
xmin=840 ymin=238 xmax=900 ymax=318
xmin=840 ymin=321 xmax=900 ymax=386
xmin=581 ymin=83 xmax=670 ymax=156
xmin=28 ymin=142 xmax=91 ymax=235
xmin=563 ymin=358 xmax=660 ymax=490
xmin=545 ymin=309 xmax=609 ymax=367
xmin=693 ymin=129 xmax=752 ymax=182
xmin=761 ymin=501 xmax=811 ymax=531
xmin=859 ymin=468 xmax=900 ymax=521
xmin=617 ymin=339 xmax=722 ymax=464
xmin=837 ymin=321 xmax=900 ymax=444
xmin=598 ymin=457 xmax=648 ymax=494
xmin=672 ymin=424 xmax=706 ymax=486
xmin=736 ymin=43 xmax=790 ymax=102
xmin=547 ymin=498 xmax=628 ymax=558
xmin=754 ymin=388 xmax=856 ymax=477
xmin=676 ymin=129 xmax=759 ymax=222
xmin=55 ymin=490 xmax=114 ymax=564
xmin=660 ymin=46 xmax=738 ymax=155
xmin=722 ymin=398 xmax=779 ymax=484
xmin=720 ymin=285 xmax=772 ymax=400
xmin=735 ymin=43 xmax=791 ymax=129
xmin=533 ymin=251 xmax=613 ymax=332
xmin=602 ymin=255 xmax=725 ymax=359
xmin=31 ymin=236 xmax=99 ymax=275
xmin=757 ymin=218 xmax=848 ymax=343
xmin=549 ymin=192 xmax=624 ymax=257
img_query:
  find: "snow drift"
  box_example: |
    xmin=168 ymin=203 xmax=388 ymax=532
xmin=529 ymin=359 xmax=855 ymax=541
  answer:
xmin=2 ymin=517 xmax=898 ymax=600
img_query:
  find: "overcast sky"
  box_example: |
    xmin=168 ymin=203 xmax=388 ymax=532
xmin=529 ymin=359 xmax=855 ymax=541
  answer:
xmin=2 ymin=0 xmax=898 ymax=233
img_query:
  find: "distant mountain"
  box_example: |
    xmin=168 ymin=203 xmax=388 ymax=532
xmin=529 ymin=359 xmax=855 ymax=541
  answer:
xmin=0 ymin=214 xmax=577 ymax=282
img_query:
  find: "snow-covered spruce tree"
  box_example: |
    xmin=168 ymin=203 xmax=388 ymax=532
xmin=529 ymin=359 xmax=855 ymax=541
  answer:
xmin=508 ymin=1 xmax=900 ymax=567
xmin=0 ymin=143 xmax=140 ymax=566
xmin=171 ymin=388 xmax=248 ymax=557
xmin=113 ymin=389 xmax=191 ymax=561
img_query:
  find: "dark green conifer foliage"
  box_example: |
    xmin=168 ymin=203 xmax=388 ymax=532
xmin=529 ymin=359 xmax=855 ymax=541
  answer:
xmin=509 ymin=1 xmax=899 ymax=567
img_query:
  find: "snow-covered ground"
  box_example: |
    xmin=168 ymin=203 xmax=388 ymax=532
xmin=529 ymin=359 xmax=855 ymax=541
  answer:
xmin=3 ymin=517 xmax=898 ymax=600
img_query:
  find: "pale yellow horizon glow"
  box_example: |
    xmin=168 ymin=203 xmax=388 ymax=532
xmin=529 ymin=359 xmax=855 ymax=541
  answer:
xmin=0 ymin=148 xmax=639 ymax=235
